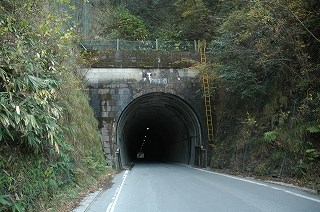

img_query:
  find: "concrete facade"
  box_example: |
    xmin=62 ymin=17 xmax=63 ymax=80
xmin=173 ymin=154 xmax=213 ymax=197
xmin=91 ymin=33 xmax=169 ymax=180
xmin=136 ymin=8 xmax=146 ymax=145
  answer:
xmin=83 ymin=68 xmax=207 ymax=167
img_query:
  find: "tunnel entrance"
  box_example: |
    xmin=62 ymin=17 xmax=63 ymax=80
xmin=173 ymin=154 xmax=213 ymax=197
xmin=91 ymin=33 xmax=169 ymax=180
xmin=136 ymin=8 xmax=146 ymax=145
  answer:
xmin=116 ymin=92 xmax=202 ymax=167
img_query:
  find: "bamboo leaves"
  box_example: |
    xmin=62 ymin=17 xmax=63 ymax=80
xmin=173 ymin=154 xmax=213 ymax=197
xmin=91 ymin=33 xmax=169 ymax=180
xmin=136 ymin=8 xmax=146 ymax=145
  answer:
xmin=0 ymin=4 xmax=65 ymax=155
xmin=0 ymin=1 xmax=109 ymax=211
xmin=306 ymin=126 xmax=320 ymax=133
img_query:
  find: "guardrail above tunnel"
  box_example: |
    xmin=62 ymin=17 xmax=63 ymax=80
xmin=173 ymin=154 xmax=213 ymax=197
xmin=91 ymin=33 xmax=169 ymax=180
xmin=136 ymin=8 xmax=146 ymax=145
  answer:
xmin=80 ymin=39 xmax=198 ymax=52
xmin=80 ymin=39 xmax=214 ymax=68
xmin=82 ymin=50 xmax=200 ymax=68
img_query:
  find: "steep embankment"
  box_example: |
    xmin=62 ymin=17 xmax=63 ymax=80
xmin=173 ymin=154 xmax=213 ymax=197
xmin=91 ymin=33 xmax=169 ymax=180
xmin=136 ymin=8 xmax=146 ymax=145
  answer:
xmin=206 ymin=1 xmax=320 ymax=190
xmin=0 ymin=1 xmax=111 ymax=211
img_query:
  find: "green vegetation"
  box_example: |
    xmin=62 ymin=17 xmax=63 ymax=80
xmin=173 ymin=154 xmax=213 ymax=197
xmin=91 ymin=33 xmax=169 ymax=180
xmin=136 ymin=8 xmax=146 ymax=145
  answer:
xmin=1 ymin=1 xmax=319 ymax=210
xmin=95 ymin=0 xmax=320 ymax=188
xmin=206 ymin=0 xmax=320 ymax=188
xmin=0 ymin=0 xmax=110 ymax=211
xmin=87 ymin=2 xmax=150 ymax=40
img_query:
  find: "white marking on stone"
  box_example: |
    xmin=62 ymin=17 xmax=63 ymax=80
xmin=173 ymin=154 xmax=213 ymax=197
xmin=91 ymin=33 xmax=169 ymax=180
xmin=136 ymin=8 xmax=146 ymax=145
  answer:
xmin=147 ymin=72 xmax=152 ymax=80
xmin=149 ymin=78 xmax=168 ymax=84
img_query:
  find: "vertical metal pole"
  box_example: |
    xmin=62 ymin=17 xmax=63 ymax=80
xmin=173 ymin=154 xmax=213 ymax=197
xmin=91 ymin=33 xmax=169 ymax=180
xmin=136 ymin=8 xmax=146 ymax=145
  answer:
xmin=116 ymin=39 xmax=120 ymax=50
xmin=82 ymin=1 xmax=89 ymax=38
xmin=115 ymin=149 xmax=121 ymax=171
xmin=156 ymin=39 xmax=159 ymax=50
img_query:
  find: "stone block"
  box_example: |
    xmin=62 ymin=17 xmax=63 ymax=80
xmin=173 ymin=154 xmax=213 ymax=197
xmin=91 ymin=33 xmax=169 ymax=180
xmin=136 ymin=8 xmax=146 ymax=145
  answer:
xmin=101 ymin=112 xmax=107 ymax=117
xmin=104 ymin=147 xmax=111 ymax=154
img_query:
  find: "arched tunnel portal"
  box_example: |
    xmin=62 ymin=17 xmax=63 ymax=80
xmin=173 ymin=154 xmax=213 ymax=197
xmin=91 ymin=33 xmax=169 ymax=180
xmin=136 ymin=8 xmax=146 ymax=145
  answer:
xmin=117 ymin=92 xmax=202 ymax=167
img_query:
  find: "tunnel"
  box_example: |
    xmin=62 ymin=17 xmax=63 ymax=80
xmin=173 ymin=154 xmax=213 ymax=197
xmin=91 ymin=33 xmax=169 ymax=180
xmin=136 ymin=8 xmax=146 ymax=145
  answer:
xmin=116 ymin=92 xmax=202 ymax=167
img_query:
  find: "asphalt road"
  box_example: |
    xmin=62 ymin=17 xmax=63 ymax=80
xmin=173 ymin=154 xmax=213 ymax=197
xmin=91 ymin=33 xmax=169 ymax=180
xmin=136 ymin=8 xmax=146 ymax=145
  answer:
xmin=74 ymin=162 xmax=320 ymax=212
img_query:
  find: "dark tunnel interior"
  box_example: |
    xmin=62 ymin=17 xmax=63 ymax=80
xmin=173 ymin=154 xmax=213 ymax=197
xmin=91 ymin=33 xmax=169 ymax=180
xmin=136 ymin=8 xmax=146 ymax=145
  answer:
xmin=117 ymin=92 xmax=202 ymax=166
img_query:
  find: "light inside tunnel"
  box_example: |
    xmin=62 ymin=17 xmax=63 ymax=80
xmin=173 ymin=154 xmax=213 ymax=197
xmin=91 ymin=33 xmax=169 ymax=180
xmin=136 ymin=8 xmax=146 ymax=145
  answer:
xmin=117 ymin=92 xmax=202 ymax=167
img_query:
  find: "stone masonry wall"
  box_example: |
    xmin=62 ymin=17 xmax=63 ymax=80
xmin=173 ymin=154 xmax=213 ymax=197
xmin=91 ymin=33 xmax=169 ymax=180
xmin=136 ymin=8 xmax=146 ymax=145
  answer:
xmin=85 ymin=68 xmax=205 ymax=165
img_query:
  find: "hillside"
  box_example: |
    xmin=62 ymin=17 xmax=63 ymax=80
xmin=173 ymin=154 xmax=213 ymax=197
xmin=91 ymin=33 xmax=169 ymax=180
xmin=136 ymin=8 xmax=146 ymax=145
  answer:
xmin=0 ymin=1 xmax=319 ymax=210
xmin=88 ymin=0 xmax=320 ymax=189
xmin=0 ymin=1 xmax=112 ymax=211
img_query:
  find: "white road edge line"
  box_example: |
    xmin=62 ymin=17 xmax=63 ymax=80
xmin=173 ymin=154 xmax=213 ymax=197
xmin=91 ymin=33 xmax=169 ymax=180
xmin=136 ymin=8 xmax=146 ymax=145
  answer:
xmin=106 ymin=170 xmax=129 ymax=212
xmin=284 ymin=190 xmax=320 ymax=203
xmin=192 ymin=166 xmax=320 ymax=204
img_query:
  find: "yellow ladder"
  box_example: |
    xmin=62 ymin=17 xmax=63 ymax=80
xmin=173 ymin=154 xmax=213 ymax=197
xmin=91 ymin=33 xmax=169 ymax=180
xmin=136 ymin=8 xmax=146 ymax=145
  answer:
xmin=199 ymin=40 xmax=207 ymax=64
xmin=198 ymin=40 xmax=214 ymax=143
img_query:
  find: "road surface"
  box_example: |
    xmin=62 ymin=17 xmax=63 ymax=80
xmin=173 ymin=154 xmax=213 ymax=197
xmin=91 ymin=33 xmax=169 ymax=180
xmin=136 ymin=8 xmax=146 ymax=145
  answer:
xmin=74 ymin=162 xmax=320 ymax=212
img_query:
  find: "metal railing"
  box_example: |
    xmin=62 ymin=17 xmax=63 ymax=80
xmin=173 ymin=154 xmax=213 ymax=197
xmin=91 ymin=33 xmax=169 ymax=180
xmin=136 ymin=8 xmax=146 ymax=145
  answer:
xmin=80 ymin=39 xmax=199 ymax=52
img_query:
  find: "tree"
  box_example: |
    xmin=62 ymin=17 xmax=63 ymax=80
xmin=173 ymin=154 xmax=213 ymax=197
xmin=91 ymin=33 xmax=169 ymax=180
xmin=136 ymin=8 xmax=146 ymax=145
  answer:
xmin=175 ymin=0 xmax=214 ymax=40
xmin=0 ymin=1 xmax=107 ymax=210
xmin=112 ymin=8 xmax=150 ymax=40
xmin=88 ymin=5 xmax=150 ymax=40
xmin=125 ymin=0 xmax=179 ymax=39
xmin=210 ymin=0 xmax=320 ymax=179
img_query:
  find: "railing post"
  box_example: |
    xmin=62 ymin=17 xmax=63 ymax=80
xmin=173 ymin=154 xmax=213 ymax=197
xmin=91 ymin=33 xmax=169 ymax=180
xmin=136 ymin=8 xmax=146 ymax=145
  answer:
xmin=82 ymin=1 xmax=89 ymax=38
xmin=116 ymin=39 xmax=120 ymax=50
xmin=194 ymin=40 xmax=197 ymax=52
xmin=156 ymin=39 xmax=159 ymax=50
xmin=115 ymin=148 xmax=121 ymax=171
